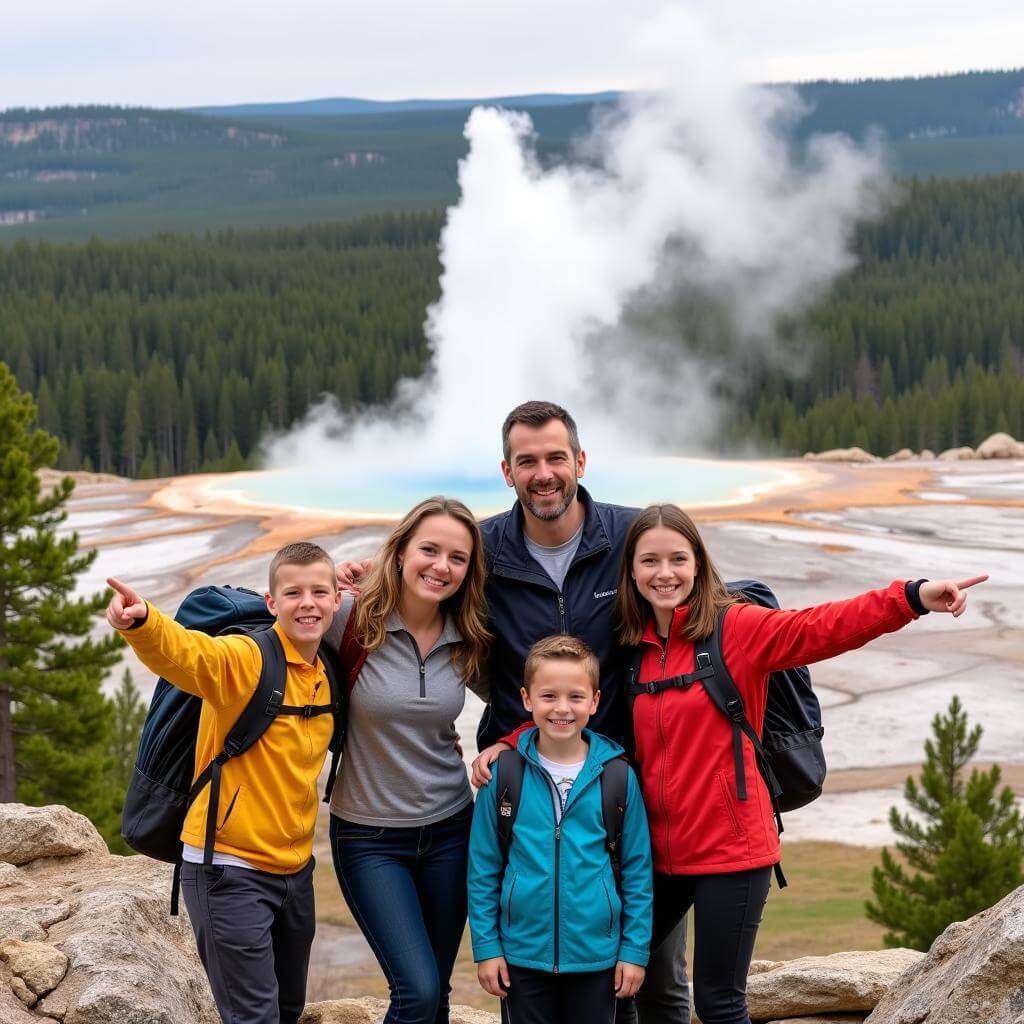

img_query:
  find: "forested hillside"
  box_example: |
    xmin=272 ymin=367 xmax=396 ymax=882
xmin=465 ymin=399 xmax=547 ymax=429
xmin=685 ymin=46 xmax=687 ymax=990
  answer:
xmin=2 ymin=175 xmax=1022 ymax=469
xmin=2 ymin=69 xmax=1023 ymax=242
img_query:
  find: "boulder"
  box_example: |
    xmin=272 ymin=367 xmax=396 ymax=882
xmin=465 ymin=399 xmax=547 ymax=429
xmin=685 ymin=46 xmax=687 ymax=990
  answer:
xmin=764 ymin=1018 xmax=865 ymax=1024
xmin=0 ymin=938 xmax=68 ymax=995
xmin=803 ymin=447 xmax=880 ymax=463
xmin=865 ymin=884 xmax=1024 ymax=1024
xmin=886 ymin=448 xmax=915 ymax=461
xmin=300 ymin=999 xmax=498 ymax=1023
xmin=0 ymin=804 xmax=108 ymax=865
xmin=937 ymin=446 xmax=975 ymax=461
xmin=919 ymin=449 xmax=936 ymax=460
xmin=746 ymin=949 xmax=924 ymax=1020
xmin=0 ymin=803 xmax=218 ymax=1024
xmin=975 ymin=431 xmax=1024 ymax=458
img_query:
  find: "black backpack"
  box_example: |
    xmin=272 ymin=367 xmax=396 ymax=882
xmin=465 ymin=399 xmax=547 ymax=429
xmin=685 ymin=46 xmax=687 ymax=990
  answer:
xmin=626 ymin=579 xmax=826 ymax=888
xmin=494 ymin=748 xmax=631 ymax=893
xmin=121 ymin=586 xmax=349 ymax=914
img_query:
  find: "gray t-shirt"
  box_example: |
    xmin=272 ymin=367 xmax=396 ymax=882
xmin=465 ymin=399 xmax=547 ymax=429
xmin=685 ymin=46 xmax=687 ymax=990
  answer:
xmin=524 ymin=523 xmax=584 ymax=591
xmin=326 ymin=605 xmax=472 ymax=828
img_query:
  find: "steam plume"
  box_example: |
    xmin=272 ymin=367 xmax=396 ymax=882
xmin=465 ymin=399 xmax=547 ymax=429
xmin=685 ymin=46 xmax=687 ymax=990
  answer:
xmin=264 ymin=9 xmax=886 ymax=475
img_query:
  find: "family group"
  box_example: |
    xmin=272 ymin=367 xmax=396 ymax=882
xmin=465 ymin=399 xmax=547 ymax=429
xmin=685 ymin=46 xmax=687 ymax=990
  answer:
xmin=105 ymin=400 xmax=983 ymax=1024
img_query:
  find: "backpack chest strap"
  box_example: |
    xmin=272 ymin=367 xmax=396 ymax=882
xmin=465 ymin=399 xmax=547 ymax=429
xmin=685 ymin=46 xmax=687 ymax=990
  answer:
xmin=625 ymin=654 xmax=715 ymax=697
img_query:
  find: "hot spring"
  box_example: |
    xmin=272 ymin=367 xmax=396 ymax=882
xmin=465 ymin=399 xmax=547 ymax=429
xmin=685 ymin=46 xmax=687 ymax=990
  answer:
xmin=207 ymin=457 xmax=795 ymax=519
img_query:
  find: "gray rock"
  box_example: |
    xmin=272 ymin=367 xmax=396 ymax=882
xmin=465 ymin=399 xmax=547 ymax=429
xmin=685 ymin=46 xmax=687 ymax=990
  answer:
xmin=886 ymin=448 xmax=915 ymax=461
xmin=746 ymin=949 xmax=924 ymax=1019
xmin=803 ymin=447 xmax=880 ymax=463
xmin=0 ymin=804 xmax=107 ymax=865
xmin=937 ymin=446 xmax=975 ymax=461
xmin=865 ymin=884 xmax=1024 ymax=1024
xmin=975 ymin=432 xmax=1024 ymax=459
xmin=300 ymin=999 xmax=498 ymax=1023
xmin=0 ymin=938 xmax=69 ymax=995
xmin=0 ymin=803 xmax=219 ymax=1024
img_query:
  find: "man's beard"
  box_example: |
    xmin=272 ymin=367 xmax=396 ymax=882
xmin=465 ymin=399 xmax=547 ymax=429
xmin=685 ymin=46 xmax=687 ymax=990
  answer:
xmin=521 ymin=478 xmax=578 ymax=522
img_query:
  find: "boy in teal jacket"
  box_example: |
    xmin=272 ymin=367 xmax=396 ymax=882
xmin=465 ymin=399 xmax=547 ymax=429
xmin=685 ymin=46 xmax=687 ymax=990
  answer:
xmin=468 ymin=635 xmax=653 ymax=1023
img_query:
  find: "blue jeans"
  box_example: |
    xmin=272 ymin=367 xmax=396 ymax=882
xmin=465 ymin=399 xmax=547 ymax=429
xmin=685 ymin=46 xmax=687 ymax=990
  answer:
xmin=330 ymin=804 xmax=472 ymax=1024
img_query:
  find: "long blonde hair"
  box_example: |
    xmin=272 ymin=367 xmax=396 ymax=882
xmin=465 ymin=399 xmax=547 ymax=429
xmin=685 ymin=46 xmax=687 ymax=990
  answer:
xmin=354 ymin=496 xmax=490 ymax=684
xmin=616 ymin=504 xmax=738 ymax=646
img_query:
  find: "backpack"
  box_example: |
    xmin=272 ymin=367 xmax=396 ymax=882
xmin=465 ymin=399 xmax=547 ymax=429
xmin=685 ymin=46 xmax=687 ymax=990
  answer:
xmin=121 ymin=586 xmax=367 ymax=913
xmin=494 ymin=748 xmax=631 ymax=894
xmin=625 ymin=579 xmax=826 ymax=888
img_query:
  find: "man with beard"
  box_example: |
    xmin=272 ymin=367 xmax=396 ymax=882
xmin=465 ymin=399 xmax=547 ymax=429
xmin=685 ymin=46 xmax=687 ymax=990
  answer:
xmin=471 ymin=400 xmax=690 ymax=1024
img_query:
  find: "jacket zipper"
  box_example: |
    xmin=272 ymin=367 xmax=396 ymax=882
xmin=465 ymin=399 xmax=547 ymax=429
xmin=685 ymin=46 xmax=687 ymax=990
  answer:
xmin=655 ymin=635 xmax=673 ymax=872
xmin=557 ymin=593 xmax=566 ymax=632
xmin=536 ymin=764 xmax=604 ymax=974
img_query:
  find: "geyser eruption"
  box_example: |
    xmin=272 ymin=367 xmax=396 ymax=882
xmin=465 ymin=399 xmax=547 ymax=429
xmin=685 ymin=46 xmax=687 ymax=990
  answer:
xmin=264 ymin=11 xmax=886 ymax=483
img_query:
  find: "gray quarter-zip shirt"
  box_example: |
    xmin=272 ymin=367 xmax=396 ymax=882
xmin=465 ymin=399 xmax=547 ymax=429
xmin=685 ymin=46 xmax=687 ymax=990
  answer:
xmin=329 ymin=610 xmax=473 ymax=827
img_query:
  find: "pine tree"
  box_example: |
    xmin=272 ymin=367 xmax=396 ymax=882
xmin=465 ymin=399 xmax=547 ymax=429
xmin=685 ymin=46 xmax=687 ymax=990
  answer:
xmin=0 ymin=361 xmax=123 ymax=840
xmin=866 ymin=696 xmax=1024 ymax=950
xmin=107 ymin=668 xmax=146 ymax=792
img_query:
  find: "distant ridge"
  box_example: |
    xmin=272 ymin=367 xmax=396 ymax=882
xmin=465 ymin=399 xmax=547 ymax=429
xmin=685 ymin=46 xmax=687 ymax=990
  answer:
xmin=190 ymin=91 xmax=622 ymax=118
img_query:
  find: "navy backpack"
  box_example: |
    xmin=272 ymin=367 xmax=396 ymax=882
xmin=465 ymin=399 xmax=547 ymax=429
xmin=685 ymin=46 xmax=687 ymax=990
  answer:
xmin=121 ymin=586 xmax=357 ymax=913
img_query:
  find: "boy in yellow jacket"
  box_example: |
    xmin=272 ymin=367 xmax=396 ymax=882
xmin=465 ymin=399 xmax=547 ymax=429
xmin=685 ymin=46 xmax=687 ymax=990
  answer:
xmin=106 ymin=541 xmax=342 ymax=1024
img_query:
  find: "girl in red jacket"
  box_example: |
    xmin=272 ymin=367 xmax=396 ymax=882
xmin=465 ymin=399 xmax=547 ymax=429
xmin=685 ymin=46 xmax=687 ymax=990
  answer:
xmin=615 ymin=503 xmax=986 ymax=1024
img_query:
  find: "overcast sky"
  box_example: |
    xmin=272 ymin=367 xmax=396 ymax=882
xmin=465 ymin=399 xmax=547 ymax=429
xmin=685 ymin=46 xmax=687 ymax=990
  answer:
xmin=3 ymin=0 xmax=1023 ymax=110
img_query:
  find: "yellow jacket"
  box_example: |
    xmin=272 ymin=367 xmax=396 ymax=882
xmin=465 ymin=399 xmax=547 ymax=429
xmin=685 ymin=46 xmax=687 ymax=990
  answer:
xmin=120 ymin=603 xmax=333 ymax=874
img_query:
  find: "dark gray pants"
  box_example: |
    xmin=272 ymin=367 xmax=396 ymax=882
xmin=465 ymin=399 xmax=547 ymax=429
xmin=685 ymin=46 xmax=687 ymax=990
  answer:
xmin=615 ymin=915 xmax=690 ymax=1024
xmin=181 ymin=859 xmax=316 ymax=1024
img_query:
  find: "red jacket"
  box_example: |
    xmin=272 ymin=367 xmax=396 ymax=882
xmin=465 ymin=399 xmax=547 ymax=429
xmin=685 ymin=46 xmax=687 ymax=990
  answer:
xmin=633 ymin=582 xmax=917 ymax=876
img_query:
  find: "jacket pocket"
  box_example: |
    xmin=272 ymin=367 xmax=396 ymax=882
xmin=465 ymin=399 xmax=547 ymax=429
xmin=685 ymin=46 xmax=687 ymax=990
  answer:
xmin=214 ymin=783 xmax=251 ymax=849
xmin=600 ymin=877 xmax=615 ymax=936
xmin=716 ymin=771 xmax=745 ymax=839
xmin=504 ymin=872 xmax=519 ymax=928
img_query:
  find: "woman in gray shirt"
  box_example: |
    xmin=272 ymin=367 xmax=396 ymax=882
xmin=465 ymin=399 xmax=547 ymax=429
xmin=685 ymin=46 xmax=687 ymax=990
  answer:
xmin=327 ymin=495 xmax=490 ymax=1024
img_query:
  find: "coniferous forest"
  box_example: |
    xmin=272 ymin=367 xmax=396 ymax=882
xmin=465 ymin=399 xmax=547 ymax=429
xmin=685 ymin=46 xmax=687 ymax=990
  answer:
xmin=1 ymin=174 xmax=1023 ymax=470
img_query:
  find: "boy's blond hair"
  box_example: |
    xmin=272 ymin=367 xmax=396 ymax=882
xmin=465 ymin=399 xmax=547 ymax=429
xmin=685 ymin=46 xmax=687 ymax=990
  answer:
xmin=268 ymin=541 xmax=336 ymax=592
xmin=523 ymin=635 xmax=599 ymax=693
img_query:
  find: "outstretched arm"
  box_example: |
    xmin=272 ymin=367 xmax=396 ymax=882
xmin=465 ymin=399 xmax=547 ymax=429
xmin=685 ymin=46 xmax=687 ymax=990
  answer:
xmin=106 ymin=577 xmax=260 ymax=708
xmin=731 ymin=576 xmax=988 ymax=677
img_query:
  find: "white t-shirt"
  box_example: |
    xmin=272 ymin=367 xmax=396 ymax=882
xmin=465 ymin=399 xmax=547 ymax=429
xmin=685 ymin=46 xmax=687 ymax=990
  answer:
xmin=181 ymin=843 xmax=260 ymax=871
xmin=537 ymin=752 xmax=586 ymax=822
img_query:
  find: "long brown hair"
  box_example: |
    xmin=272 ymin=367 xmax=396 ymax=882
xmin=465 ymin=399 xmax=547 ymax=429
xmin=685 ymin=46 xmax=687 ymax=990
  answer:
xmin=615 ymin=504 xmax=738 ymax=646
xmin=354 ymin=496 xmax=490 ymax=684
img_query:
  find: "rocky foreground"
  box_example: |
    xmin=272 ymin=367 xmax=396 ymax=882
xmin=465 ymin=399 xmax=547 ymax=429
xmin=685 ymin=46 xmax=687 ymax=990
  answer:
xmin=2 ymin=804 xmax=1021 ymax=1023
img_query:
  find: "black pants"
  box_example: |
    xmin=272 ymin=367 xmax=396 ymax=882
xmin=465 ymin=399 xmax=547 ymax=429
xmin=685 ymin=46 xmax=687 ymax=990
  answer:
xmin=615 ymin=915 xmax=690 ymax=1024
xmin=181 ymin=859 xmax=316 ymax=1024
xmin=651 ymin=868 xmax=772 ymax=1024
xmin=501 ymin=964 xmax=617 ymax=1024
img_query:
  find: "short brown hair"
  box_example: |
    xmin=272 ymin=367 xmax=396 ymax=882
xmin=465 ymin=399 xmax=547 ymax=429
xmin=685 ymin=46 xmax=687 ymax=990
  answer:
xmin=523 ymin=635 xmax=599 ymax=693
xmin=502 ymin=401 xmax=581 ymax=463
xmin=268 ymin=541 xmax=335 ymax=592
xmin=615 ymin=505 xmax=739 ymax=646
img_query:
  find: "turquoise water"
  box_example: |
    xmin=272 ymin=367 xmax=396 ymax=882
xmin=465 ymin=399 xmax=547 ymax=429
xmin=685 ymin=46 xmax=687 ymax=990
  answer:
xmin=218 ymin=457 xmax=787 ymax=517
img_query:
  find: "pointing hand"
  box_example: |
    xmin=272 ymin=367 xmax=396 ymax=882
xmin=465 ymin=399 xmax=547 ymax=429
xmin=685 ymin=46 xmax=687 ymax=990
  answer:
xmin=918 ymin=575 xmax=988 ymax=617
xmin=106 ymin=577 xmax=148 ymax=630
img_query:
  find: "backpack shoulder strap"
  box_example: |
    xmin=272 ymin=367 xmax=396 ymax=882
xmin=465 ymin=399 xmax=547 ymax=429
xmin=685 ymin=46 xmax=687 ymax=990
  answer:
xmin=600 ymin=755 xmax=630 ymax=893
xmin=495 ymin=748 xmax=526 ymax=870
xmin=699 ymin=609 xmax=782 ymax=806
xmin=187 ymin=628 xmax=286 ymax=868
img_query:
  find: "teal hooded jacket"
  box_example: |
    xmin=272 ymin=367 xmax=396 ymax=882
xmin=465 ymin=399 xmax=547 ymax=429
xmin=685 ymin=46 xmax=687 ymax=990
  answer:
xmin=468 ymin=728 xmax=653 ymax=973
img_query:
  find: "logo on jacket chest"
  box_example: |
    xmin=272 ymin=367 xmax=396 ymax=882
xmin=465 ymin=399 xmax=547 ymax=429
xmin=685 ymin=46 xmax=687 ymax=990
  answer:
xmin=594 ymin=589 xmax=617 ymax=600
